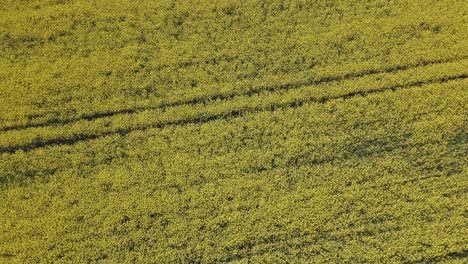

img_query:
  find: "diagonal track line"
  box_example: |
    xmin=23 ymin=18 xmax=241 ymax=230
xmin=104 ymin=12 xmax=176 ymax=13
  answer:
xmin=0 ymin=56 xmax=465 ymax=133
xmin=0 ymin=74 xmax=466 ymax=154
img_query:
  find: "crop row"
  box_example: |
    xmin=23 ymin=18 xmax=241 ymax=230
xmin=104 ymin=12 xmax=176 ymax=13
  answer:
xmin=1 ymin=80 xmax=466 ymax=261
xmin=0 ymin=58 xmax=466 ymax=154
xmin=1 ymin=77 xmax=465 ymax=186
xmin=1 ymin=46 xmax=466 ymax=132
xmin=1 ymin=0 xmax=466 ymax=127
xmin=1 ymin=53 xmax=466 ymax=133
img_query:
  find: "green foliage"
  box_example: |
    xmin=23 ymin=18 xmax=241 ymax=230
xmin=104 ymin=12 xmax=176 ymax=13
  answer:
xmin=0 ymin=0 xmax=467 ymax=263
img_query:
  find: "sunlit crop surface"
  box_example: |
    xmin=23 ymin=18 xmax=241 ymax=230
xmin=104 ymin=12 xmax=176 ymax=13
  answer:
xmin=0 ymin=0 xmax=467 ymax=263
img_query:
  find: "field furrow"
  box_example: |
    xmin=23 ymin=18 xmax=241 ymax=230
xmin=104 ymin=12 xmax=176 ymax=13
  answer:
xmin=1 ymin=58 xmax=466 ymax=154
xmin=1 ymin=55 xmax=466 ymax=132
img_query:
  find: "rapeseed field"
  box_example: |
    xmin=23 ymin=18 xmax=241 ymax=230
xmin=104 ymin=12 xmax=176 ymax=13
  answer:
xmin=0 ymin=0 xmax=467 ymax=263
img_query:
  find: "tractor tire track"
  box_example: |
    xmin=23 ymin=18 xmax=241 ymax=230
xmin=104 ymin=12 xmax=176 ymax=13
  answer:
xmin=0 ymin=74 xmax=465 ymax=154
xmin=1 ymin=56 xmax=465 ymax=133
